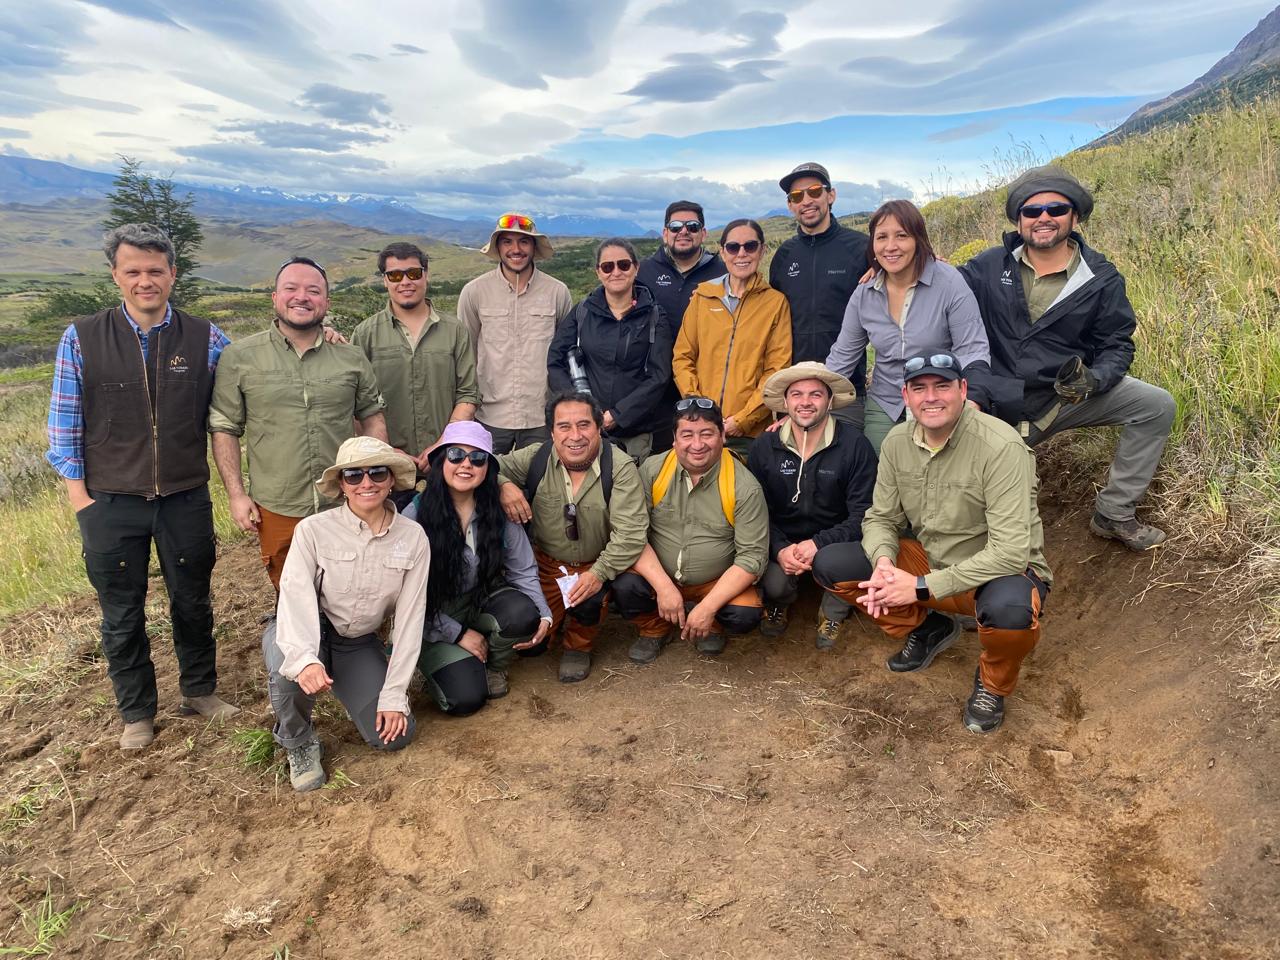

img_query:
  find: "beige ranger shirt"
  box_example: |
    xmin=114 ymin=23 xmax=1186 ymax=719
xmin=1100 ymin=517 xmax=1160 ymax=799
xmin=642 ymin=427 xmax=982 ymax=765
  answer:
xmin=275 ymin=504 xmax=429 ymax=716
xmin=456 ymin=267 xmax=573 ymax=429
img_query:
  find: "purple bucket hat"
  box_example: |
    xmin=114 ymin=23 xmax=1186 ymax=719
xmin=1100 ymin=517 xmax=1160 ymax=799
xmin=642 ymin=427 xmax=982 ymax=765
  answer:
xmin=428 ymin=421 xmax=495 ymax=458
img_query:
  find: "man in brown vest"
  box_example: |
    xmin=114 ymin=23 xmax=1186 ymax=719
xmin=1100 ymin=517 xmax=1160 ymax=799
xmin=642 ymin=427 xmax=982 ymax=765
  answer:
xmin=45 ymin=224 xmax=239 ymax=751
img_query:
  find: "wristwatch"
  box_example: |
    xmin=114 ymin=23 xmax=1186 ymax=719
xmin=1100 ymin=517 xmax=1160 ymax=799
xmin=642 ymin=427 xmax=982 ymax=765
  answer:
xmin=915 ymin=576 xmax=930 ymax=602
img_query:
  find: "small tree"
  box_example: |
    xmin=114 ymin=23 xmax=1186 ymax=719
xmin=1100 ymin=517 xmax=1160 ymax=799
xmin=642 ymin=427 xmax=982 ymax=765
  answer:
xmin=103 ymin=156 xmax=205 ymax=306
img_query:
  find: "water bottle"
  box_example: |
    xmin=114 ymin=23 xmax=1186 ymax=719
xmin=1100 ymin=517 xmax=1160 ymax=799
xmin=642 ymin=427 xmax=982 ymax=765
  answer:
xmin=567 ymin=347 xmax=592 ymax=395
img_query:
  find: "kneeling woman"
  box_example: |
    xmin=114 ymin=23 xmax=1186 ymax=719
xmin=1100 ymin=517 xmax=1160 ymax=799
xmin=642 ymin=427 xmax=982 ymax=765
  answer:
xmin=406 ymin=422 xmax=551 ymax=714
xmin=266 ymin=437 xmax=429 ymax=793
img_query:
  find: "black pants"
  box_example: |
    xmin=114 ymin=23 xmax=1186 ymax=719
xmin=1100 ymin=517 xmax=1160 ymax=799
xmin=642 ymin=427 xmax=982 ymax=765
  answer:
xmin=761 ymin=541 xmax=872 ymax=620
xmin=77 ymin=485 xmax=218 ymax=722
xmin=612 ymin=572 xmax=763 ymax=635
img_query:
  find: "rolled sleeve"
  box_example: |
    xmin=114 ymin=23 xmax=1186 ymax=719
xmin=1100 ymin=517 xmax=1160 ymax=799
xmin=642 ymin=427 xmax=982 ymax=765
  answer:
xmin=207 ymin=347 xmax=246 ymax=436
xmin=730 ymin=477 xmax=769 ymax=578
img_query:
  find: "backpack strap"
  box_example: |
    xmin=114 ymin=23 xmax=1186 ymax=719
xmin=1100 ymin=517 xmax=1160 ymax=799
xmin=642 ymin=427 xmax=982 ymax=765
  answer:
xmin=650 ymin=450 xmax=680 ymax=508
xmin=650 ymin=448 xmax=736 ymax=526
xmin=600 ymin=440 xmax=614 ymax=505
xmin=525 ymin=439 xmax=612 ymax=507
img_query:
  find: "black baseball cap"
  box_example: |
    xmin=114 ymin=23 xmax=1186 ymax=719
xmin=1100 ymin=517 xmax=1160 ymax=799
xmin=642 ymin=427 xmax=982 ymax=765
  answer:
xmin=779 ymin=162 xmax=832 ymax=193
xmin=903 ymin=352 xmax=962 ymax=383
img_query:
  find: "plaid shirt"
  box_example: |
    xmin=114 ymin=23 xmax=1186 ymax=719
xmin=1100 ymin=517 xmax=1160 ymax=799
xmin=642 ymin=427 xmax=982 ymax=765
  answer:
xmin=45 ymin=303 xmax=229 ymax=480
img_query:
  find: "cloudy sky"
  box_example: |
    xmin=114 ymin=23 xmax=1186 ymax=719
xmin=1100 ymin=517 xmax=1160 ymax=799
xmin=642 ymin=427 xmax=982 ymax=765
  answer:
xmin=1 ymin=0 xmax=1274 ymax=223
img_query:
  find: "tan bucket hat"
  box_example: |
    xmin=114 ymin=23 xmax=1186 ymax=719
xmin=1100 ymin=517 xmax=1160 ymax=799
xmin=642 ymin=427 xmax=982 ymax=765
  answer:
xmin=762 ymin=361 xmax=857 ymax=413
xmin=315 ymin=436 xmax=417 ymax=499
xmin=480 ymin=212 xmax=555 ymax=261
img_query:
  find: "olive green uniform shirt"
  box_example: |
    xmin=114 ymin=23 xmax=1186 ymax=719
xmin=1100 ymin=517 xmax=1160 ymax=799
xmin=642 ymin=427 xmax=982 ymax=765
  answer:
xmin=351 ymin=302 xmax=479 ymax=455
xmin=208 ymin=324 xmax=384 ymax=517
xmin=638 ymin=452 xmax=769 ymax=586
xmin=497 ymin=442 xmax=648 ymax=583
xmin=1017 ymin=240 xmax=1081 ymax=323
xmin=862 ymin=405 xmax=1052 ymax=599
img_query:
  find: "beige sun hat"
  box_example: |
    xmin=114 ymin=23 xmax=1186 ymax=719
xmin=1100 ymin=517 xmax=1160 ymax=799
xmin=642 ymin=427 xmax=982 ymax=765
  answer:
xmin=762 ymin=361 xmax=857 ymax=413
xmin=480 ymin=211 xmax=555 ymax=261
xmin=316 ymin=436 xmax=417 ymax=499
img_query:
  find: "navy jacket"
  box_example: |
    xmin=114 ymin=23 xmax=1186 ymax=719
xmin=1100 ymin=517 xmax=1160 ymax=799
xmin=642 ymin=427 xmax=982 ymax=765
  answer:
xmin=636 ymin=247 xmax=724 ymax=335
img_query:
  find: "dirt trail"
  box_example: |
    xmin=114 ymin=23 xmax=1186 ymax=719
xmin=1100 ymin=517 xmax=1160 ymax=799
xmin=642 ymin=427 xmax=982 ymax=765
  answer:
xmin=0 ymin=480 xmax=1277 ymax=959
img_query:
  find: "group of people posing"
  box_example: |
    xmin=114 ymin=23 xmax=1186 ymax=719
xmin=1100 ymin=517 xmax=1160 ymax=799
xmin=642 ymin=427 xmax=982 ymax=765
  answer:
xmin=48 ymin=160 xmax=1175 ymax=792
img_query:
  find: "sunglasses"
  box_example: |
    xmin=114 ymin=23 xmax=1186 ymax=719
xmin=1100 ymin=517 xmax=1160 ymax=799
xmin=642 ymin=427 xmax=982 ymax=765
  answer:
xmin=675 ymin=397 xmax=715 ymax=412
xmin=276 ymin=256 xmax=328 ymax=281
xmin=340 ymin=465 xmax=392 ymax=485
xmin=598 ymin=259 xmax=634 ymax=274
xmin=667 ymin=219 xmax=703 ymax=233
xmin=564 ymin=502 xmax=579 ymax=541
xmin=497 ymin=213 xmax=535 ymax=230
xmin=443 ymin=446 xmax=490 ymax=466
xmin=1018 ymin=202 xmax=1074 ymax=219
xmin=786 ymin=184 xmax=827 ymax=204
xmin=383 ymin=267 xmax=424 ymax=282
xmin=723 ymin=240 xmax=761 ymax=255
xmin=903 ymin=353 xmax=960 ymax=374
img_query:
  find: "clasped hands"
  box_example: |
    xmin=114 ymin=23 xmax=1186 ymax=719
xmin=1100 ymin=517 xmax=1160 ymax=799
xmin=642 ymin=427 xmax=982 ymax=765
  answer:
xmin=856 ymin=556 xmax=921 ymax=619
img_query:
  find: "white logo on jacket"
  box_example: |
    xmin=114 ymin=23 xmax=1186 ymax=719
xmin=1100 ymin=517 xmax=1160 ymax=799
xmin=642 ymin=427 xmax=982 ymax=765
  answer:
xmin=786 ymin=261 xmax=800 ymax=278
xmin=655 ymin=273 xmax=673 ymax=287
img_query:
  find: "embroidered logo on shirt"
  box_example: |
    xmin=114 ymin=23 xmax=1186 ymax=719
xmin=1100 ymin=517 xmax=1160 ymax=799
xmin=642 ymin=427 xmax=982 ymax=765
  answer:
xmin=1001 ymin=270 xmax=1013 ymax=286
xmin=655 ymin=272 xmax=673 ymax=287
xmin=827 ymin=269 xmax=847 ymax=276
xmin=168 ymin=354 xmax=189 ymax=374
xmin=786 ymin=261 xmax=800 ymax=278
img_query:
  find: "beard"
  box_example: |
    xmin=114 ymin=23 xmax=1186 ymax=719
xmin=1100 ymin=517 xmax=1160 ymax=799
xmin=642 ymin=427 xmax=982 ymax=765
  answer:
xmin=275 ymin=308 xmax=325 ymax=332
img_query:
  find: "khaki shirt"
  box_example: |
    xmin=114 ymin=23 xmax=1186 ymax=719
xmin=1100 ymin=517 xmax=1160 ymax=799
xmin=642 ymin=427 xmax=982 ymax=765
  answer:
xmin=863 ymin=405 xmax=1051 ymax=598
xmin=457 ymin=268 xmax=573 ymax=429
xmin=497 ymin=441 xmax=648 ymax=582
xmin=275 ymin=504 xmax=429 ymax=715
xmin=352 ymin=302 xmax=480 ymax=455
xmin=1017 ymin=240 xmax=1081 ymax=323
xmin=208 ymin=324 xmax=384 ymax=517
xmin=638 ymin=452 xmax=769 ymax=586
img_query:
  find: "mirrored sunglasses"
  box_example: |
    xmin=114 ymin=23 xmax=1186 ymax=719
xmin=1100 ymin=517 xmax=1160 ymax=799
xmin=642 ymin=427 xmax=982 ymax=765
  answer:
xmin=383 ymin=267 xmax=424 ymax=282
xmin=786 ymin=184 xmax=827 ymax=204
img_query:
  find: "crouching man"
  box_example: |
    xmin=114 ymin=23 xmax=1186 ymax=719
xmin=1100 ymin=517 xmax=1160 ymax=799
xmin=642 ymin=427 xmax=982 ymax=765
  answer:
xmin=857 ymin=353 xmax=1052 ymax=733
xmin=613 ymin=398 xmax=768 ymax=661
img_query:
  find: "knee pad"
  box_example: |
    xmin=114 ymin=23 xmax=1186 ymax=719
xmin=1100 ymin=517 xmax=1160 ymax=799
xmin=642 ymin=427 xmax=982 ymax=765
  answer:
xmin=978 ymin=601 xmax=1034 ymax=631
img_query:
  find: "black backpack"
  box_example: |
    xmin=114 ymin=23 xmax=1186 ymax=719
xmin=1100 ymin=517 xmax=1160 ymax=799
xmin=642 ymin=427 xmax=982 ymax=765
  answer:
xmin=522 ymin=439 xmax=614 ymax=507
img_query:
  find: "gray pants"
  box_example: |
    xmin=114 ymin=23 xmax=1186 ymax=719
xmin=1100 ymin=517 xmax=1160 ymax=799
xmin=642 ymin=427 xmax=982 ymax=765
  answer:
xmin=262 ymin=618 xmax=415 ymax=752
xmin=1026 ymin=376 xmax=1175 ymax=521
xmin=483 ymin=422 xmax=548 ymax=455
xmin=832 ymin=397 xmax=866 ymax=434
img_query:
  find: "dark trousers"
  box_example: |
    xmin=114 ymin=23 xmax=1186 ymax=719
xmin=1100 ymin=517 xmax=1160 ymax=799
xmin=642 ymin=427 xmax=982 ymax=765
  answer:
xmin=612 ymin=571 xmax=763 ymax=636
xmin=761 ymin=541 xmax=873 ymax=621
xmin=77 ymin=485 xmax=218 ymax=722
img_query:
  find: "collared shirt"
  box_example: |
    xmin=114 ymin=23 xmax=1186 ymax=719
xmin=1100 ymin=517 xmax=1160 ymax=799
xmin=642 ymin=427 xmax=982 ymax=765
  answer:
xmin=208 ymin=323 xmax=384 ymax=517
xmin=45 ymin=303 xmax=229 ymax=479
xmin=639 ymin=451 xmax=768 ymax=586
xmin=863 ymin=405 xmax=1052 ymax=599
xmin=496 ymin=441 xmax=648 ymax=582
xmin=351 ymin=301 xmax=480 ymax=456
xmin=275 ymin=503 xmax=428 ymax=716
xmin=826 ymin=258 xmax=989 ymax=420
xmin=1016 ymin=240 xmax=1082 ymax=323
xmin=457 ymin=267 xmax=573 ymax=429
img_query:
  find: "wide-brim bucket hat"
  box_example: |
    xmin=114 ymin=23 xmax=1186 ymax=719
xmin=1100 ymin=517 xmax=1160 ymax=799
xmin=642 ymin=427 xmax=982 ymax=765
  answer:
xmin=480 ymin=212 xmax=555 ymax=261
xmin=316 ymin=436 xmax=417 ymax=499
xmin=762 ymin=361 xmax=857 ymax=413
xmin=425 ymin=420 xmax=496 ymax=461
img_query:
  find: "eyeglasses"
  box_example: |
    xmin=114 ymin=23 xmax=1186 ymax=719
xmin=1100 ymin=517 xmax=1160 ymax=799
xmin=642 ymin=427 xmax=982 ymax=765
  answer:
xmin=903 ymin=353 xmax=960 ymax=374
xmin=667 ymin=219 xmax=703 ymax=233
xmin=786 ymin=184 xmax=827 ymax=204
xmin=276 ymin=256 xmax=328 ymax=280
xmin=597 ymin=258 xmax=634 ymax=274
xmin=443 ymin=446 xmax=490 ymax=466
xmin=723 ymin=240 xmax=761 ymax=255
xmin=340 ymin=465 xmax=392 ymax=485
xmin=497 ymin=213 xmax=535 ymax=230
xmin=564 ymin=502 xmax=579 ymax=541
xmin=675 ymin=397 xmax=715 ymax=412
xmin=383 ymin=267 xmax=424 ymax=282
xmin=1018 ymin=202 xmax=1074 ymax=219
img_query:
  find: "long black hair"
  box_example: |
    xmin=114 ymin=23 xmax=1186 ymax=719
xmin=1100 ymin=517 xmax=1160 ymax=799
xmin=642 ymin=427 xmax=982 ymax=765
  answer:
xmin=416 ymin=448 xmax=507 ymax=622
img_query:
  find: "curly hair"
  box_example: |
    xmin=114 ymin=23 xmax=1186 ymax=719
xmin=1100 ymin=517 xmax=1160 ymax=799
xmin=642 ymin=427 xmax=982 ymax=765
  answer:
xmin=415 ymin=449 xmax=508 ymax=622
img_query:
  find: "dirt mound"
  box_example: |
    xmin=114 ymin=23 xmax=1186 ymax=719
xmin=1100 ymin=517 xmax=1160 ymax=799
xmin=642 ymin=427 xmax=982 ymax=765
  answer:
xmin=1 ymin=481 xmax=1277 ymax=959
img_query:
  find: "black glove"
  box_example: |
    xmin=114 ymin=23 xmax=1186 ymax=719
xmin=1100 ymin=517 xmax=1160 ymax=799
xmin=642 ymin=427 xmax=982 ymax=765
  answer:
xmin=1054 ymin=356 xmax=1097 ymax=404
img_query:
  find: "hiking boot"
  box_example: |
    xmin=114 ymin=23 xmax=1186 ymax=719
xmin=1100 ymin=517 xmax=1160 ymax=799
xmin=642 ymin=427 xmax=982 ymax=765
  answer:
xmin=485 ymin=668 xmax=509 ymax=699
xmin=695 ymin=634 xmax=726 ymax=656
xmin=119 ymin=719 xmax=155 ymax=751
xmin=1089 ymin=512 xmax=1166 ymax=551
xmin=964 ymin=668 xmax=1006 ymax=734
xmin=558 ymin=650 xmax=592 ymax=683
xmin=628 ymin=632 xmax=670 ymax=665
xmin=887 ymin=612 xmax=961 ymax=673
xmin=957 ymin=615 xmax=978 ymax=632
xmin=759 ymin=606 xmax=788 ymax=638
xmin=179 ymin=693 xmax=241 ymax=721
xmin=287 ymin=739 xmax=326 ymax=792
xmin=815 ymin=617 xmax=841 ymax=651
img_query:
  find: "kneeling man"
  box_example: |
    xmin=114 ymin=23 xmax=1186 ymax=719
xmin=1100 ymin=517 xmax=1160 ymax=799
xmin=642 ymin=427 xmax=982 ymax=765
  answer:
xmin=614 ymin=398 xmax=768 ymax=660
xmin=858 ymin=353 xmax=1052 ymax=733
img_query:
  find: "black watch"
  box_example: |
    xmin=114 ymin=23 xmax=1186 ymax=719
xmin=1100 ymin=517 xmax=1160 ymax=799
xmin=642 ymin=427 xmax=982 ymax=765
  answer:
xmin=915 ymin=576 xmax=930 ymax=602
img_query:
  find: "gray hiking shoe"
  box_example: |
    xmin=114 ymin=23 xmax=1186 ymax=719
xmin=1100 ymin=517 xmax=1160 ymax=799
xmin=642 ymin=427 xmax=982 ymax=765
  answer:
xmin=119 ymin=719 xmax=155 ymax=751
xmin=695 ymin=633 xmax=726 ymax=656
xmin=815 ymin=617 xmax=841 ymax=651
xmin=486 ymin=668 xmax=509 ymax=699
xmin=628 ymin=632 xmax=670 ymax=665
xmin=287 ymin=739 xmax=326 ymax=793
xmin=759 ymin=606 xmax=788 ymax=638
xmin=558 ymin=650 xmax=592 ymax=683
xmin=179 ymin=693 xmax=241 ymax=721
xmin=963 ymin=668 xmax=1006 ymax=734
xmin=1089 ymin=512 xmax=1166 ymax=551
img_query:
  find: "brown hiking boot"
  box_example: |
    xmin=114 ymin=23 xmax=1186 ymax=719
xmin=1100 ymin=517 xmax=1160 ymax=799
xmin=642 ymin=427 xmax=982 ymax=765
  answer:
xmin=119 ymin=719 xmax=155 ymax=751
xmin=1089 ymin=512 xmax=1166 ymax=551
xmin=759 ymin=606 xmax=788 ymax=638
xmin=179 ymin=693 xmax=241 ymax=721
xmin=815 ymin=617 xmax=841 ymax=651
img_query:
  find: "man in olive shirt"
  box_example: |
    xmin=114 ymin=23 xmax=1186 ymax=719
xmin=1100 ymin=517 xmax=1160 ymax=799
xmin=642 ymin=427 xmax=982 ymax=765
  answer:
xmin=858 ymin=353 xmax=1051 ymax=734
xmin=352 ymin=242 xmax=479 ymax=473
xmin=210 ymin=257 xmax=387 ymax=590
xmin=613 ymin=398 xmax=767 ymax=662
xmin=496 ymin=391 xmax=648 ymax=682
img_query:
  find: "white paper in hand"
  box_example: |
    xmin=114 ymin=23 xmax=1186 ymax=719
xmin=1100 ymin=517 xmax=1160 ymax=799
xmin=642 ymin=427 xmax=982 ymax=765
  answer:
xmin=556 ymin=565 xmax=580 ymax=608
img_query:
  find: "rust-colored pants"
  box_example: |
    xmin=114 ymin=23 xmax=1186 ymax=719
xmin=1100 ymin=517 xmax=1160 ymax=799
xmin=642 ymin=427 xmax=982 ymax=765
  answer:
xmin=534 ymin=548 xmax=609 ymax=653
xmin=257 ymin=505 xmax=304 ymax=592
xmin=612 ymin=571 xmax=762 ymax=638
xmin=871 ymin=538 xmax=1048 ymax=696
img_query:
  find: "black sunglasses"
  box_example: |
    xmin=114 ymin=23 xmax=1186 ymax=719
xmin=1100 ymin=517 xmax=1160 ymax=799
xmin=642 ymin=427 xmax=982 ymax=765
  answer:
xmin=564 ymin=502 xmax=579 ymax=541
xmin=383 ymin=267 xmax=424 ymax=282
xmin=723 ymin=240 xmax=761 ymax=255
xmin=598 ymin=259 xmax=634 ymax=274
xmin=340 ymin=465 xmax=392 ymax=485
xmin=444 ymin=446 xmax=490 ymax=466
xmin=675 ymin=397 xmax=715 ymax=412
xmin=1018 ymin=202 xmax=1074 ymax=219
xmin=276 ymin=256 xmax=328 ymax=280
xmin=667 ymin=219 xmax=703 ymax=233
xmin=903 ymin=353 xmax=960 ymax=374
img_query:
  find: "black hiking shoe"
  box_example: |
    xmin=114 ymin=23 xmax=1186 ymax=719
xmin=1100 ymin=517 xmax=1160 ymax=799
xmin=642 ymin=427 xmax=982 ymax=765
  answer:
xmin=759 ymin=606 xmax=788 ymax=638
xmin=963 ymin=668 xmax=1006 ymax=734
xmin=887 ymin=612 xmax=960 ymax=673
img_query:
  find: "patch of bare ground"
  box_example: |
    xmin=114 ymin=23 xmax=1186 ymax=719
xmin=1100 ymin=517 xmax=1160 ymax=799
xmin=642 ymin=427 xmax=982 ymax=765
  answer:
xmin=0 ymin=474 xmax=1276 ymax=959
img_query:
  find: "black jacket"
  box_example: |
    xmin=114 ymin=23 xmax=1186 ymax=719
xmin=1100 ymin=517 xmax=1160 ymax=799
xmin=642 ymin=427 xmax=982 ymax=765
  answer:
xmin=746 ymin=418 xmax=877 ymax=561
xmin=636 ymin=247 xmax=724 ymax=335
xmin=768 ymin=219 xmax=871 ymax=392
xmin=958 ymin=231 xmax=1136 ymax=422
xmin=547 ymin=282 xmax=674 ymax=436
